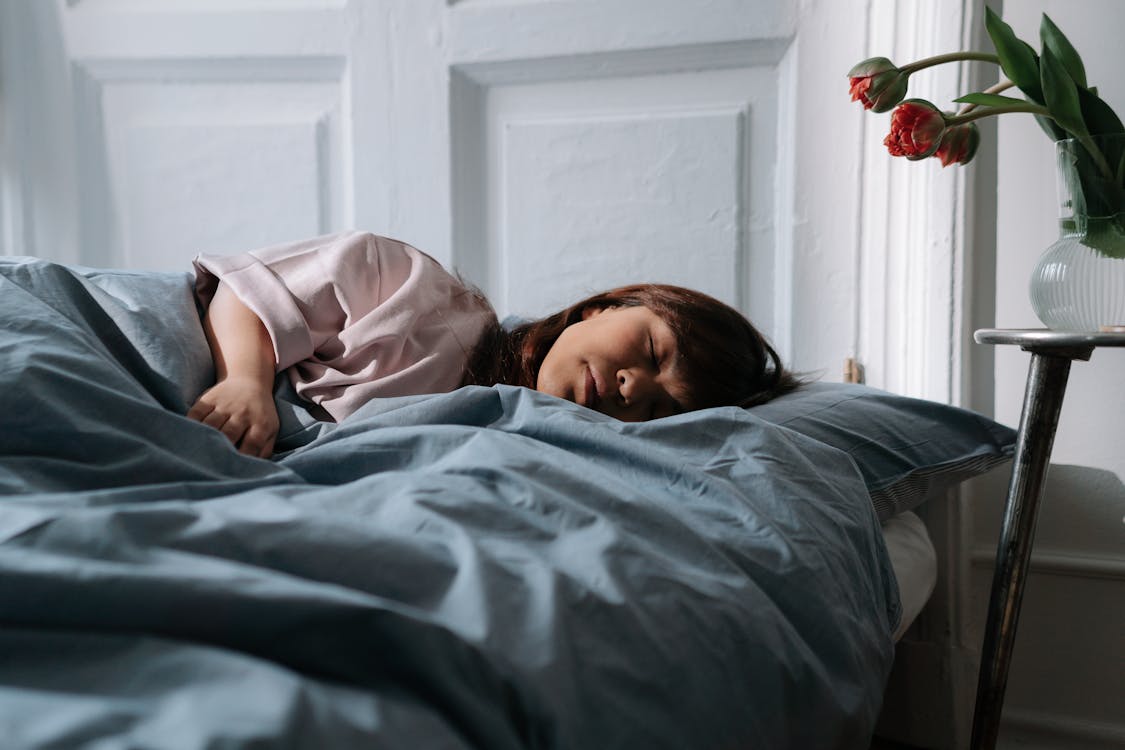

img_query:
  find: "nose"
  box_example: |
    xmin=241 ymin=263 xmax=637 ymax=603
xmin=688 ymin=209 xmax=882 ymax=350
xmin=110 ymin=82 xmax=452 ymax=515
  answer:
xmin=614 ymin=368 xmax=657 ymax=417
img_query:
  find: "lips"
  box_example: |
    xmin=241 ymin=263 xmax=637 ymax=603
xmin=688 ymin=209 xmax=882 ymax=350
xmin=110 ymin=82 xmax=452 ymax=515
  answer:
xmin=583 ymin=366 xmax=599 ymax=409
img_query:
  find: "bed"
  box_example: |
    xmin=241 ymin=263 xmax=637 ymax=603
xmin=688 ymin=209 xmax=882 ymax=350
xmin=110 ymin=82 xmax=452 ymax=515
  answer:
xmin=0 ymin=256 xmax=1013 ymax=749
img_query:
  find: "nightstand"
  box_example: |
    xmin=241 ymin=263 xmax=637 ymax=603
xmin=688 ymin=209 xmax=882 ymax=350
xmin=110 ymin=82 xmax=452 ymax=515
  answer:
xmin=969 ymin=328 xmax=1125 ymax=750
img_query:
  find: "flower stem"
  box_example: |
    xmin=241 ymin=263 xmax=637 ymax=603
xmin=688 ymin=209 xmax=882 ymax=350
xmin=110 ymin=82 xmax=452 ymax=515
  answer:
xmin=945 ymin=102 xmax=1051 ymax=126
xmin=984 ymin=80 xmax=1016 ymax=94
xmin=901 ymin=51 xmax=1001 ymax=74
xmin=957 ymin=80 xmax=1017 ymax=114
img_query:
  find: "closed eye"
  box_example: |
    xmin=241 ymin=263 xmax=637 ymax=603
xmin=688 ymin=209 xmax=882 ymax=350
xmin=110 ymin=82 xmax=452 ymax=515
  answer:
xmin=648 ymin=334 xmax=659 ymax=369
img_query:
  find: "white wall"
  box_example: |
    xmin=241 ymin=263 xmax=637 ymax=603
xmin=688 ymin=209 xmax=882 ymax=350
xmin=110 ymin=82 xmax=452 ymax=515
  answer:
xmin=974 ymin=1 xmax=1125 ymax=747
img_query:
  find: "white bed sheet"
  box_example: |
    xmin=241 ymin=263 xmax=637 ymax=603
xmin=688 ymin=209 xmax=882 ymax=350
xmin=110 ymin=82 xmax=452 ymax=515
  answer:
xmin=882 ymin=511 xmax=937 ymax=641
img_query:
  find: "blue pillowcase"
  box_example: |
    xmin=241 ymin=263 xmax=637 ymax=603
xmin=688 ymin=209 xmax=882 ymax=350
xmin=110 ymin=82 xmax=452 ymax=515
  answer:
xmin=747 ymin=382 xmax=1017 ymax=520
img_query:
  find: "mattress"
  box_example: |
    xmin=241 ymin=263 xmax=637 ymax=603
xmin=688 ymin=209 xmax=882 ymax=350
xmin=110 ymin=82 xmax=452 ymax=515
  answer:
xmin=883 ymin=510 xmax=938 ymax=641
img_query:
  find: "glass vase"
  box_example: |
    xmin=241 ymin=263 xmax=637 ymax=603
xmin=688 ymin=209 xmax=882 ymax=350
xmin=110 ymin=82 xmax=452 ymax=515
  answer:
xmin=1028 ymin=134 xmax=1125 ymax=332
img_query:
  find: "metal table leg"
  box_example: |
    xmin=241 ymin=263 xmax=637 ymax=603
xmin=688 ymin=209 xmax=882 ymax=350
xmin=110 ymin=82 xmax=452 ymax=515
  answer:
xmin=969 ymin=352 xmax=1076 ymax=750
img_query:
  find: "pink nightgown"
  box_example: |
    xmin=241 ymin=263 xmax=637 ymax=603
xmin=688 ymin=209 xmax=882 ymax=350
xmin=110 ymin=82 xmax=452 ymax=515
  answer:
xmin=193 ymin=231 xmax=495 ymax=422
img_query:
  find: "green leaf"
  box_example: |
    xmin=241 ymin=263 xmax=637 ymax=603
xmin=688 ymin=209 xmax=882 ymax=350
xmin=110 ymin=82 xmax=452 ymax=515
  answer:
xmin=1018 ymin=41 xmax=1044 ymax=101
xmin=1040 ymin=14 xmax=1087 ymax=89
xmin=1076 ymin=86 xmax=1125 ymax=136
xmin=985 ymin=7 xmax=1044 ymax=102
xmin=1035 ymin=113 xmax=1068 ymax=141
xmin=953 ymin=92 xmax=1028 ymax=107
xmin=1040 ymin=46 xmax=1088 ymax=137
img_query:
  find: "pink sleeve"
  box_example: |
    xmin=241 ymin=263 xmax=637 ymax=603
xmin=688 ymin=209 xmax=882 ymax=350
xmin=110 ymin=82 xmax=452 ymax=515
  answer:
xmin=194 ymin=230 xmax=495 ymax=421
xmin=193 ymin=231 xmax=413 ymax=371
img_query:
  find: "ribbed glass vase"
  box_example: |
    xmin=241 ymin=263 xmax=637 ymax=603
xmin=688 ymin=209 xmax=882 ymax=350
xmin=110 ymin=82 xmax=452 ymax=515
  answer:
xmin=1029 ymin=236 xmax=1125 ymax=330
xmin=1029 ymin=134 xmax=1125 ymax=332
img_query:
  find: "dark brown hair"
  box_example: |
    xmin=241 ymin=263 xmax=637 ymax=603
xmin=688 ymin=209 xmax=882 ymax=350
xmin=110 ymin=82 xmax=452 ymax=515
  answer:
xmin=464 ymin=283 xmax=799 ymax=410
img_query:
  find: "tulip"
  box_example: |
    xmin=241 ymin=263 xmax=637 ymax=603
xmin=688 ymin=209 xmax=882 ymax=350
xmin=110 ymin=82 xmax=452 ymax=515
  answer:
xmin=933 ymin=121 xmax=981 ymax=167
xmin=847 ymin=57 xmax=909 ymax=113
xmin=884 ymin=99 xmax=947 ymax=160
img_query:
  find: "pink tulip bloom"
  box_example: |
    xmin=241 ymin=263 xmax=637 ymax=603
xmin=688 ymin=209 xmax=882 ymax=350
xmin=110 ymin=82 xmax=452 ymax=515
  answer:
xmin=933 ymin=122 xmax=981 ymax=166
xmin=884 ymin=99 xmax=946 ymax=160
xmin=847 ymin=57 xmax=908 ymax=113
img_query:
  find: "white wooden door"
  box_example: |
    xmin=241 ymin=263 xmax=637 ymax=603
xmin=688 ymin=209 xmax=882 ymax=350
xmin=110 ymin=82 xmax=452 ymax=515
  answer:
xmin=1 ymin=0 xmax=799 ymax=339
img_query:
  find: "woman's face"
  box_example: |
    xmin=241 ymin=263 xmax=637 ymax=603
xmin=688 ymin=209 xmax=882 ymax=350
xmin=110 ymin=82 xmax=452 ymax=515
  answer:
xmin=536 ymin=305 xmax=693 ymax=421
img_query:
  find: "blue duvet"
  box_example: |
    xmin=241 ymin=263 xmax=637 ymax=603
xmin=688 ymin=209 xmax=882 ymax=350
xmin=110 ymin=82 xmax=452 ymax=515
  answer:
xmin=0 ymin=257 xmax=899 ymax=749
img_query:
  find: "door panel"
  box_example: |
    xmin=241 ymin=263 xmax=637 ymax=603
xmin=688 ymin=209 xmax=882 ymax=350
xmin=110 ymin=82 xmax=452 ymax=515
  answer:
xmin=76 ymin=63 xmax=345 ymax=266
xmin=457 ymin=66 xmax=782 ymax=328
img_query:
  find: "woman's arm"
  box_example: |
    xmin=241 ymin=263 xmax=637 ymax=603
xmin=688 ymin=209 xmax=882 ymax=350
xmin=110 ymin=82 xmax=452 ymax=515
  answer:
xmin=187 ymin=282 xmax=280 ymax=457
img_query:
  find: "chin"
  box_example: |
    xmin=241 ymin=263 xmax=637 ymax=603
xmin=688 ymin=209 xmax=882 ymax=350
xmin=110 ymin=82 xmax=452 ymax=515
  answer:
xmin=534 ymin=367 xmax=564 ymax=399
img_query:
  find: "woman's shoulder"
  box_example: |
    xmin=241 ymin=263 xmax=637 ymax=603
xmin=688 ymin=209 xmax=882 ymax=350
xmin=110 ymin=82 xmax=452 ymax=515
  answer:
xmin=316 ymin=230 xmax=455 ymax=275
xmin=196 ymin=229 xmax=444 ymax=269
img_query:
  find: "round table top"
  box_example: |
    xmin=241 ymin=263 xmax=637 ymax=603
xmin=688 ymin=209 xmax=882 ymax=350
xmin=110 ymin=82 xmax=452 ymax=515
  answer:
xmin=974 ymin=328 xmax=1125 ymax=348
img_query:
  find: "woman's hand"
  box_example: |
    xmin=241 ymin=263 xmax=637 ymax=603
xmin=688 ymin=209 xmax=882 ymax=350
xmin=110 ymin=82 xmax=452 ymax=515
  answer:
xmin=188 ymin=377 xmax=279 ymax=458
xmin=191 ymin=282 xmax=280 ymax=458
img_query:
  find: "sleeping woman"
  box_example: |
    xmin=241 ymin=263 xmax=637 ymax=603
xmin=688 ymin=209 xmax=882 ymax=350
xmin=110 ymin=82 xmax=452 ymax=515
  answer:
xmin=189 ymin=230 xmax=798 ymax=456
